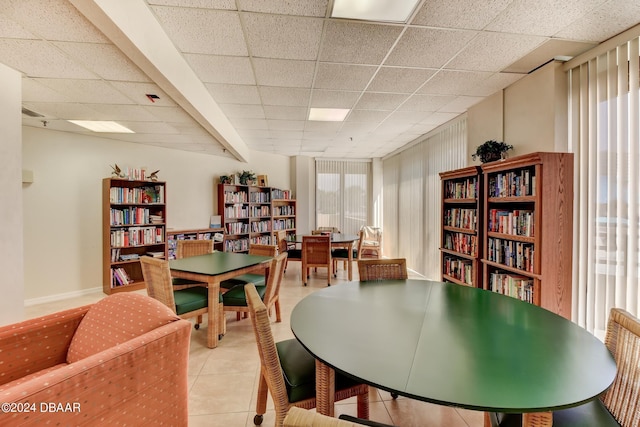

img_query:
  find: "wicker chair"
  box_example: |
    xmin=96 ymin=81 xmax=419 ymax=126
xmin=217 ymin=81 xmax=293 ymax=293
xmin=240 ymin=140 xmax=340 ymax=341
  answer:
xmin=222 ymin=252 xmax=287 ymax=323
xmin=489 ymin=307 xmax=640 ymax=427
xmin=357 ymin=259 xmax=408 ymax=281
xmin=284 ymin=407 xmax=394 ymax=427
xmin=221 ymin=243 xmax=277 ymax=291
xmin=302 ymin=235 xmax=332 ymax=286
xmin=358 ymin=226 xmax=382 ymax=259
xmin=245 ymin=284 xmax=369 ymax=427
xmin=175 ymin=239 xmax=214 ymax=259
xmin=275 ymin=230 xmax=296 ymax=272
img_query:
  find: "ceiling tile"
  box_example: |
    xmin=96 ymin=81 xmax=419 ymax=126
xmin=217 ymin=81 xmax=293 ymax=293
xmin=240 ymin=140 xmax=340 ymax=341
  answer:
xmin=503 ymin=39 xmax=596 ymax=73
xmin=270 ymin=130 xmax=304 ymax=140
xmin=304 ymin=121 xmax=343 ymax=132
xmin=242 ymin=13 xmax=323 ymax=60
xmin=206 ymin=83 xmax=261 ymax=104
xmin=385 ymin=27 xmax=476 ymax=68
xmin=119 ymin=121 xmax=180 ymax=134
xmin=398 ymin=94 xmax=454 ymax=111
xmin=555 ymin=0 xmax=640 ymax=43
xmin=85 ymin=104 xmax=160 ymax=121
xmin=319 ymin=21 xmax=403 ymax=65
xmin=229 ymin=118 xmax=268 ymax=130
xmin=151 ymin=6 xmax=247 ymax=55
xmin=54 ymin=42 xmax=150 ymax=82
xmin=421 ymin=112 xmax=460 ymax=125
xmin=35 ymin=78 xmax=135 ymax=104
xmin=22 ymin=78 xmax=68 ymax=103
xmin=355 ymin=92 xmax=409 ymax=110
xmin=236 ymin=129 xmax=271 ymax=139
xmin=110 ymin=82 xmax=177 ymax=106
xmin=253 ymin=58 xmax=315 ymax=87
xmin=418 ymin=70 xmax=493 ymax=95
xmin=0 ymin=39 xmax=97 ymax=78
xmin=314 ymin=63 xmax=377 ymax=91
xmin=147 ymin=0 xmax=237 ymax=9
xmin=264 ymin=105 xmax=307 ymax=120
xmin=238 ymin=0 xmax=328 ymax=16
xmin=346 ymin=110 xmax=391 ymax=123
xmin=219 ymin=103 xmax=265 ymax=119
xmin=268 ymin=119 xmax=305 ymax=131
xmin=367 ymin=67 xmax=436 ymax=93
xmin=385 ymin=110 xmax=432 ymax=123
xmin=465 ymin=72 xmax=525 ymax=96
xmin=440 ymin=95 xmax=485 ymax=113
xmin=184 ymin=54 xmax=255 ymax=84
xmin=24 ymin=102 xmax=101 ymax=120
xmin=0 ymin=15 xmax=35 ymax=39
xmin=485 ymin=0 xmax=605 ymax=37
xmin=445 ymin=32 xmax=547 ymax=72
xmin=339 ymin=122 xmax=379 ymax=135
xmin=146 ymin=106 xmax=199 ymax=124
xmin=411 ymin=0 xmax=511 ymax=30
xmin=259 ymin=86 xmax=311 ymax=106
xmin=310 ymin=90 xmax=360 ymax=109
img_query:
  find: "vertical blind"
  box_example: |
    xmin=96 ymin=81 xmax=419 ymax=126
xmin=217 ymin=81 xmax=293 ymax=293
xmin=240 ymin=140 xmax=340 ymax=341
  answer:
xmin=315 ymin=160 xmax=371 ymax=235
xmin=567 ymin=30 xmax=640 ymax=335
xmin=382 ymin=118 xmax=467 ymax=278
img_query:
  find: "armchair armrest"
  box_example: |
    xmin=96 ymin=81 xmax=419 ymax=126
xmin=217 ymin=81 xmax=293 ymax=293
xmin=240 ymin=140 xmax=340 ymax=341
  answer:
xmin=0 ymin=305 xmax=90 ymax=387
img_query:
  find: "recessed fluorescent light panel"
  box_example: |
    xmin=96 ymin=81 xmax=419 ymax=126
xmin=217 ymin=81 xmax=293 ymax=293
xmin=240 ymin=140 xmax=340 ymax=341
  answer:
xmin=308 ymin=108 xmax=350 ymax=122
xmin=331 ymin=0 xmax=420 ymax=23
xmin=68 ymin=120 xmax=135 ymax=133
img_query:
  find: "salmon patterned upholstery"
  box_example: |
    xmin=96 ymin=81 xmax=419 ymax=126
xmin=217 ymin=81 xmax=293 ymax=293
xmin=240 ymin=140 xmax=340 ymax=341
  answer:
xmin=67 ymin=292 xmax=178 ymax=363
xmin=0 ymin=293 xmax=191 ymax=426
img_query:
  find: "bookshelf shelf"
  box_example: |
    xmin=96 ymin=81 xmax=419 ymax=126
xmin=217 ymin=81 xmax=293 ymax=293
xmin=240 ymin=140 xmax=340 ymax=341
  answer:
xmin=102 ymin=178 xmax=167 ymax=294
xmin=439 ymin=166 xmax=483 ymax=288
xmin=481 ymin=152 xmax=573 ymax=318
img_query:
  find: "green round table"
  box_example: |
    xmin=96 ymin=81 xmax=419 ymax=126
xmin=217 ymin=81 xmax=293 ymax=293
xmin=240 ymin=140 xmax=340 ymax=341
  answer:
xmin=290 ymin=280 xmax=616 ymax=425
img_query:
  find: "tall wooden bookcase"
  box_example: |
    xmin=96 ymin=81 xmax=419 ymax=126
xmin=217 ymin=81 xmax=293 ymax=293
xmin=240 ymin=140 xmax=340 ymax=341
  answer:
xmin=481 ymin=152 xmax=573 ymax=318
xmin=217 ymin=184 xmax=296 ymax=252
xmin=102 ymin=178 xmax=167 ymax=294
xmin=439 ymin=166 xmax=483 ymax=288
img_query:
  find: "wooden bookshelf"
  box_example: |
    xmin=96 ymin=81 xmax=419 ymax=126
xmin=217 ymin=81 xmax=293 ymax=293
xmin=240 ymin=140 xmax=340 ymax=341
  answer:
xmin=217 ymin=184 xmax=296 ymax=252
xmin=481 ymin=152 xmax=573 ymax=318
xmin=102 ymin=178 xmax=167 ymax=294
xmin=166 ymin=227 xmax=224 ymax=259
xmin=439 ymin=166 xmax=483 ymax=288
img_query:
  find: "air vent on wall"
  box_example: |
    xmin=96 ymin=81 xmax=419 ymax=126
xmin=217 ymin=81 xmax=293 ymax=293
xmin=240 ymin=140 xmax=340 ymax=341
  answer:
xmin=21 ymin=107 xmax=44 ymax=118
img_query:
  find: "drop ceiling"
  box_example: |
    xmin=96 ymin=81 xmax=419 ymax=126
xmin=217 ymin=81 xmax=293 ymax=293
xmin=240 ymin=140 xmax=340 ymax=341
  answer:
xmin=2 ymin=0 xmax=639 ymax=161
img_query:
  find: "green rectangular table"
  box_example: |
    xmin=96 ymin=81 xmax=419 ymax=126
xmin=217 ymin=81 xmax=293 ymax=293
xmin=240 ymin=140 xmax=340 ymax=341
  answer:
xmin=290 ymin=279 xmax=616 ymax=426
xmin=170 ymin=251 xmax=271 ymax=348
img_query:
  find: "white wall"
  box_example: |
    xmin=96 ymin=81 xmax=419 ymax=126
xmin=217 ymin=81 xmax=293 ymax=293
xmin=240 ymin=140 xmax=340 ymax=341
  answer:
xmin=0 ymin=63 xmax=24 ymax=325
xmin=22 ymin=126 xmax=290 ymax=301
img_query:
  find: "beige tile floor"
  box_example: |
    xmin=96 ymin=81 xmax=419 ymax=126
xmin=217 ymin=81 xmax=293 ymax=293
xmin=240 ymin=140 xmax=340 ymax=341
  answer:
xmin=25 ymin=261 xmax=485 ymax=427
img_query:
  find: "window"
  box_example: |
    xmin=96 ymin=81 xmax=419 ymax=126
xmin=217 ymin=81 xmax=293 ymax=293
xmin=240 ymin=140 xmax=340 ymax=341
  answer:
xmin=316 ymin=160 xmax=370 ymax=235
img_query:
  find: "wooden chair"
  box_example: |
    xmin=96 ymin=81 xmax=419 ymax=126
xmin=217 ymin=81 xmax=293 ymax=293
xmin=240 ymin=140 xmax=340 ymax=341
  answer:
xmin=284 ymin=407 xmax=394 ymax=427
xmin=278 ymin=230 xmax=301 ymax=272
xmin=302 ymin=235 xmax=332 ymax=286
xmin=358 ymin=258 xmax=408 ymax=281
xmin=140 ymin=256 xmax=225 ymax=340
xmin=358 ymin=226 xmax=382 ymax=259
xmin=332 ymin=229 xmax=363 ymax=277
xmin=176 ymin=239 xmax=214 ymax=259
xmin=489 ymin=307 xmax=640 ymax=427
xmin=245 ymin=284 xmax=369 ymax=427
xmin=222 ymin=252 xmax=287 ymax=323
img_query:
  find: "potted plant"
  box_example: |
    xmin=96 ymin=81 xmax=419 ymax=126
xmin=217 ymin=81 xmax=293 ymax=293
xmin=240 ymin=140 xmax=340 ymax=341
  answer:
xmin=472 ymin=140 xmax=513 ymax=163
xmin=239 ymin=170 xmax=256 ymax=185
xmin=219 ymin=175 xmax=232 ymax=185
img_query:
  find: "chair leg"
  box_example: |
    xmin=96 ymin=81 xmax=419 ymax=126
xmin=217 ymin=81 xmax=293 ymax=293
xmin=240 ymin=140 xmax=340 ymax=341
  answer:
xmin=356 ymin=389 xmax=369 ymax=420
xmin=274 ymin=300 xmax=281 ymax=323
xmin=254 ymin=371 xmax=268 ymax=425
xmin=236 ymin=312 xmax=241 ymax=321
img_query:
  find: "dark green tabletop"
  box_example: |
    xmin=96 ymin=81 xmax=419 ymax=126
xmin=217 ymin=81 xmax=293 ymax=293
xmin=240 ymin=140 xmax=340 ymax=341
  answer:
xmin=290 ymin=279 xmax=616 ymax=413
xmin=169 ymin=251 xmax=271 ymax=276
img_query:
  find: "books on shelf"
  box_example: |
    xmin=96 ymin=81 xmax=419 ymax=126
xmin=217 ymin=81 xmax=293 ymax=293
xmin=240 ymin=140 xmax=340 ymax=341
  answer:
xmin=146 ymin=251 xmax=164 ymax=258
xmin=489 ymin=272 xmax=533 ymax=303
xmin=111 ymin=267 xmax=133 ymax=287
xmin=488 ymin=209 xmax=534 ymax=236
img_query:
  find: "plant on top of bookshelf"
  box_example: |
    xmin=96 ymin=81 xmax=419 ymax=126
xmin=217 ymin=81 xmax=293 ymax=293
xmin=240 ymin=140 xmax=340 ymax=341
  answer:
xmin=472 ymin=140 xmax=513 ymax=163
xmin=239 ymin=170 xmax=256 ymax=185
xmin=219 ymin=175 xmax=232 ymax=185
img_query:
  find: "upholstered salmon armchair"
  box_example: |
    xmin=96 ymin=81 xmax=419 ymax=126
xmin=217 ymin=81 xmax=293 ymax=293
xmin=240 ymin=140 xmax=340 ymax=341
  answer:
xmin=0 ymin=293 xmax=191 ymax=426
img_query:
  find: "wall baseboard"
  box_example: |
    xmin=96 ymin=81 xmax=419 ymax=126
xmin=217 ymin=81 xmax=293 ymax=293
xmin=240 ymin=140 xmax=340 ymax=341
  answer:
xmin=24 ymin=287 xmax=103 ymax=307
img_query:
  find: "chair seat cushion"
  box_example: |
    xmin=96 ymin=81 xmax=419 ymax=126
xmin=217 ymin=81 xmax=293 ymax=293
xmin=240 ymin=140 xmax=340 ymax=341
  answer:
xmin=276 ymin=338 xmax=360 ymax=403
xmin=173 ymin=286 xmax=208 ymax=315
xmin=220 ymin=273 xmax=265 ymax=289
xmin=222 ymin=284 xmax=266 ymax=306
xmin=490 ymin=399 xmax=620 ymax=427
xmin=287 ymin=249 xmax=302 ymax=260
xmin=331 ymin=248 xmax=358 ymax=259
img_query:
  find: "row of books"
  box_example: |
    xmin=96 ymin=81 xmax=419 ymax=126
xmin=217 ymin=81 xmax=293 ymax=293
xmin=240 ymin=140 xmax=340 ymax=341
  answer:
xmin=444 ymin=178 xmax=478 ymax=199
xmin=273 ymin=218 xmax=296 ymax=230
xmin=443 ymin=231 xmax=478 ymax=256
xmin=111 ymin=267 xmax=133 ymax=287
xmin=250 ymin=191 xmax=270 ymax=204
xmin=110 ymin=248 xmax=140 ymax=262
xmin=273 ymin=205 xmax=295 ymax=216
xmin=110 ymin=207 xmax=163 ymax=226
xmin=487 ymin=238 xmax=534 ymax=272
xmin=225 ymin=222 xmax=250 ymax=235
xmin=224 ymin=238 xmax=249 ymax=252
xmin=250 ymin=235 xmax=272 ymax=245
xmin=488 ymin=209 xmax=534 ymax=236
xmin=272 ymin=189 xmax=292 ymax=200
xmin=110 ymin=226 xmax=164 ymax=247
xmin=489 ymin=272 xmax=534 ymax=303
xmin=250 ymin=205 xmax=271 ymax=217
xmin=488 ymin=168 xmax=536 ymax=197
xmin=224 ymin=205 xmax=250 ymax=218
xmin=443 ymin=256 xmax=473 ymax=285
xmin=251 ymin=220 xmax=271 ymax=233
xmin=223 ymin=190 xmax=248 ymax=203
xmin=444 ymin=208 xmax=477 ymax=230
xmin=110 ymin=185 xmax=164 ymax=204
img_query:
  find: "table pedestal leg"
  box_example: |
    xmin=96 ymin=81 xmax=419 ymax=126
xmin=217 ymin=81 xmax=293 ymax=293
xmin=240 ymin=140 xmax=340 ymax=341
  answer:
xmin=207 ymin=282 xmax=220 ymax=348
xmin=523 ymin=412 xmax=552 ymax=427
xmin=315 ymin=360 xmax=335 ymax=417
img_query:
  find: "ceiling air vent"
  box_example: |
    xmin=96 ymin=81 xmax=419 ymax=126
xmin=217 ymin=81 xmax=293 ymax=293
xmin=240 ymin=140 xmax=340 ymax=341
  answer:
xmin=21 ymin=107 xmax=45 ymax=118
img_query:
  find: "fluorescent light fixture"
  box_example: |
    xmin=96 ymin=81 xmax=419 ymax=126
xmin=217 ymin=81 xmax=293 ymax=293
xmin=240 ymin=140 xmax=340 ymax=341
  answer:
xmin=331 ymin=0 xmax=420 ymax=23
xmin=309 ymin=108 xmax=350 ymax=122
xmin=68 ymin=120 xmax=135 ymax=133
